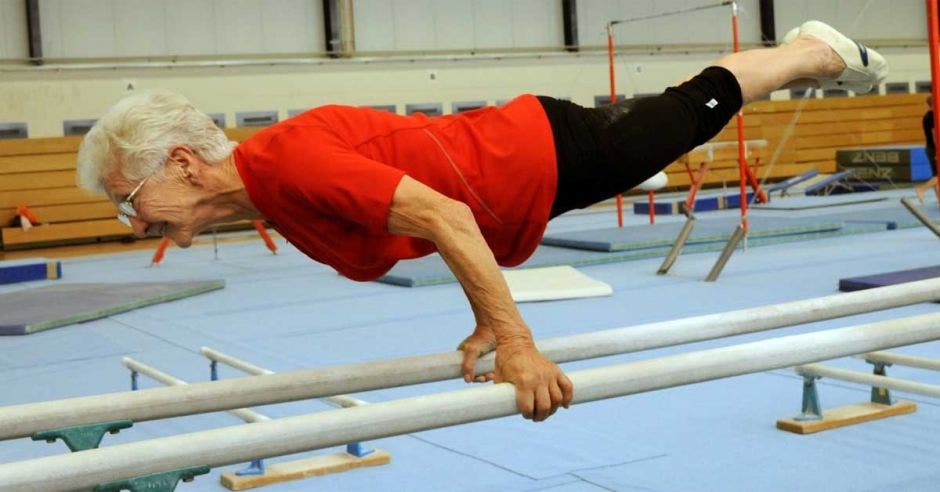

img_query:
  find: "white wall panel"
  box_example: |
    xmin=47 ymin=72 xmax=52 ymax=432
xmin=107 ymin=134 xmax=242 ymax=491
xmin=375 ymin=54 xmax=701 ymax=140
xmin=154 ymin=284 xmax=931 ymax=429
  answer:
xmin=578 ymin=0 xmax=761 ymax=47
xmin=114 ymin=1 xmax=168 ymax=57
xmin=42 ymin=0 xmax=116 ymax=59
xmin=510 ymin=0 xmax=563 ymax=48
xmin=262 ymin=0 xmax=318 ymax=53
xmin=775 ymin=0 xmax=925 ymax=41
xmin=433 ymin=0 xmax=475 ymax=51
xmin=215 ymin=0 xmax=265 ymax=55
xmin=472 ymin=0 xmax=514 ymax=49
xmin=38 ymin=0 xmax=321 ymax=59
xmin=355 ymin=0 xmax=562 ymax=52
xmin=391 ymin=0 xmax=435 ymax=51
xmin=0 ymin=0 xmax=28 ymax=60
xmin=354 ymin=0 xmax=395 ymax=52
xmin=165 ymin=0 xmax=218 ymax=56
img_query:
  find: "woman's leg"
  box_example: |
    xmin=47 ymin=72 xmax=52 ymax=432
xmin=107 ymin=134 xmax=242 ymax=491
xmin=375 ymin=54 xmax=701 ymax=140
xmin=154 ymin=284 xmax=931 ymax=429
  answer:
xmin=547 ymin=24 xmax=885 ymax=216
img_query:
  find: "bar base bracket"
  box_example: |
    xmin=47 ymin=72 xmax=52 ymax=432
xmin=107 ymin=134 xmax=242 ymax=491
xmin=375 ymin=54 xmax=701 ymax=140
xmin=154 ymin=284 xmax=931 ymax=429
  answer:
xmin=31 ymin=420 xmax=133 ymax=452
xmin=95 ymin=465 xmax=210 ymax=492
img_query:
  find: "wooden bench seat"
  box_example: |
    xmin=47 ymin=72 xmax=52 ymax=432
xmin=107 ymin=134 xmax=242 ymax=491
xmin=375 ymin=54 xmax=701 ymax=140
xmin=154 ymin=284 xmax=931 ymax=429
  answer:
xmin=0 ymin=128 xmax=265 ymax=250
xmin=1 ymin=219 xmax=131 ymax=250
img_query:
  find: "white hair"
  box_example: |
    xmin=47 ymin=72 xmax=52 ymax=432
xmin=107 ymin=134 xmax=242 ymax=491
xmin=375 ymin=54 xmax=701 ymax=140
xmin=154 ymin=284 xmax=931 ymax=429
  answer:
xmin=76 ymin=89 xmax=236 ymax=194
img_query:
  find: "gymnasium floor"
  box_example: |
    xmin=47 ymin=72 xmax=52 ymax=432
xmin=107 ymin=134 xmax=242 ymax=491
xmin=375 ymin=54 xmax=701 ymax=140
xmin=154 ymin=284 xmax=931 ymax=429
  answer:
xmin=2 ymin=189 xmax=940 ymax=491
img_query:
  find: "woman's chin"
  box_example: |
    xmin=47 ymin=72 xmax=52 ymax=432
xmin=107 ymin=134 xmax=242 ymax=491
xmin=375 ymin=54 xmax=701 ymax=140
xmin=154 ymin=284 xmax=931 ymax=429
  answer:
xmin=167 ymin=229 xmax=193 ymax=248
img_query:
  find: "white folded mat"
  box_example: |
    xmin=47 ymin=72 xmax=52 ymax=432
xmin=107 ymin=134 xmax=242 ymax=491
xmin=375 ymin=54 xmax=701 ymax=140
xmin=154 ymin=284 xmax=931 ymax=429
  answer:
xmin=502 ymin=265 xmax=613 ymax=303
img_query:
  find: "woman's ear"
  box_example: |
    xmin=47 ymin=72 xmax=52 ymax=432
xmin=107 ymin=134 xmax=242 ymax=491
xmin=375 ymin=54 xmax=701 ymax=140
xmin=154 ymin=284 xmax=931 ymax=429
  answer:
xmin=167 ymin=146 xmax=201 ymax=184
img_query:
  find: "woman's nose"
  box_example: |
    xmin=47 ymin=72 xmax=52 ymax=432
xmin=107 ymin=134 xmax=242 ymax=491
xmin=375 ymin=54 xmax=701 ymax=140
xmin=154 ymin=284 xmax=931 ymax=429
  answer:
xmin=128 ymin=216 xmax=149 ymax=238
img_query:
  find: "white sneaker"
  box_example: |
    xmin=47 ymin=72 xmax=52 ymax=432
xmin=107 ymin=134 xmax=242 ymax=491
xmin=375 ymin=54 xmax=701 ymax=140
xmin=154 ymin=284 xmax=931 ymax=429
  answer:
xmin=780 ymin=20 xmax=887 ymax=93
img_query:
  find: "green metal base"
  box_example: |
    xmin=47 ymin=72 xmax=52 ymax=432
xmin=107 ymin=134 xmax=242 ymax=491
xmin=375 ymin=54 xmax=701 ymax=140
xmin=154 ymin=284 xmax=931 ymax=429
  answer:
xmin=31 ymin=420 xmax=133 ymax=452
xmin=94 ymin=465 xmax=210 ymax=492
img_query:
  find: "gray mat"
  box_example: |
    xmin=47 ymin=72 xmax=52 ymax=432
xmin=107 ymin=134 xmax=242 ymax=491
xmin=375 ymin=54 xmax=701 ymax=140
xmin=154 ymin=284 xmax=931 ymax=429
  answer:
xmin=0 ymin=281 xmax=225 ymax=335
xmin=752 ymin=201 xmax=940 ymax=231
xmin=752 ymin=195 xmax=888 ymax=210
xmin=540 ymin=216 xmax=843 ymax=252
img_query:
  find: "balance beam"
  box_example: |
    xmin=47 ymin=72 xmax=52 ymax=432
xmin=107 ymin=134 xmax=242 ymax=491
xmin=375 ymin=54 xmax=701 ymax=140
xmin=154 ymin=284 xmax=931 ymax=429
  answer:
xmin=2 ymin=313 xmax=940 ymax=490
xmin=0 ymin=277 xmax=938 ymax=441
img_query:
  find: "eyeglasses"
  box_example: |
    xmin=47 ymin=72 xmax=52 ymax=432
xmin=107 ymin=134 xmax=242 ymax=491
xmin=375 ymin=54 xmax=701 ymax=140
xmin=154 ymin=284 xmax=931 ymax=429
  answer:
xmin=116 ymin=177 xmax=149 ymax=227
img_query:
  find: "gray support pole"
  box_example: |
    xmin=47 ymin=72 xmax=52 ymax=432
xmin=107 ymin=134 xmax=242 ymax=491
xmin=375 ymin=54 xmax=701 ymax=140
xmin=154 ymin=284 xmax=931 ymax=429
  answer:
xmin=705 ymin=224 xmax=745 ymax=281
xmin=900 ymin=197 xmax=940 ymax=238
xmin=322 ymin=0 xmax=340 ymax=57
xmin=797 ymin=363 xmax=940 ymax=399
xmin=758 ymin=0 xmax=775 ymax=46
xmin=562 ymin=0 xmax=578 ymax=52
xmin=0 ymin=278 xmax=939 ymax=441
xmin=3 ymin=313 xmax=940 ymax=490
xmin=657 ymin=215 xmax=696 ymax=275
xmin=25 ymin=0 xmax=42 ymax=65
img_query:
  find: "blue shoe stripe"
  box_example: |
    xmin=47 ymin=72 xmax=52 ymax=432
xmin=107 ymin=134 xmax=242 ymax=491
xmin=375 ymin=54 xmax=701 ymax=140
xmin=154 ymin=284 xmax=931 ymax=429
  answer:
xmin=853 ymin=39 xmax=869 ymax=67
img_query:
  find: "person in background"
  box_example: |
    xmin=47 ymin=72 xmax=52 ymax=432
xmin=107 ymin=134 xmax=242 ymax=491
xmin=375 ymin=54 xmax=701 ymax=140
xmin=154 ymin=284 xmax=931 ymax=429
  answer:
xmin=916 ymin=95 xmax=937 ymax=203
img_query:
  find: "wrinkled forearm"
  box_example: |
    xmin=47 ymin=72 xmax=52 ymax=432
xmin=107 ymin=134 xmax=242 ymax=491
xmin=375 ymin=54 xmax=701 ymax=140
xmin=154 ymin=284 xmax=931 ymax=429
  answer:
xmin=385 ymin=176 xmax=532 ymax=345
xmin=430 ymin=206 xmax=534 ymax=346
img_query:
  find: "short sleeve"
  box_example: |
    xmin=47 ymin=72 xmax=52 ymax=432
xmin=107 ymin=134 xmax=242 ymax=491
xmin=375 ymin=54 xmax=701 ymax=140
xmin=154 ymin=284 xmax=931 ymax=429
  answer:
xmin=270 ymin=126 xmax=406 ymax=234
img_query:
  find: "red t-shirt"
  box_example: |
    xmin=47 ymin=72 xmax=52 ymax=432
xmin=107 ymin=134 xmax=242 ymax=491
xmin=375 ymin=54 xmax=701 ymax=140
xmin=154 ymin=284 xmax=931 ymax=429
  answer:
xmin=233 ymin=94 xmax=557 ymax=281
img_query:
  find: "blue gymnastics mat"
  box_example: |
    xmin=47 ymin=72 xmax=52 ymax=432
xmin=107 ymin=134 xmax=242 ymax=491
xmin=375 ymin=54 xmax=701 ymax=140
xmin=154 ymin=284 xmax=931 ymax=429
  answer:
xmin=0 ymin=280 xmax=225 ymax=335
xmin=839 ymin=265 xmax=940 ymax=293
xmin=633 ymin=195 xmax=722 ymax=215
xmin=540 ymin=216 xmax=843 ymax=252
xmin=379 ymin=218 xmax=853 ymax=287
xmin=0 ymin=258 xmax=61 ymax=285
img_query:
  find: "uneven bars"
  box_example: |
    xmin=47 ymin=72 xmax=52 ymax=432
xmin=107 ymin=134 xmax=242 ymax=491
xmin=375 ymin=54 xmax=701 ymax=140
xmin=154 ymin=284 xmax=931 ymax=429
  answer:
xmin=0 ymin=278 xmax=938 ymax=441
xmin=2 ymin=313 xmax=940 ymax=490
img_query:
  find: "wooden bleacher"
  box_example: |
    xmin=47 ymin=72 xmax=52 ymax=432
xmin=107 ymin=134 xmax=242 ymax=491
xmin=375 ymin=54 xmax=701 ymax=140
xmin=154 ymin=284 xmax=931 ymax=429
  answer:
xmin=0 ymin=129 xmax=263 ymax=250
xmin=665 ymin=93 xmax=927 ymax=189
xmin=0 ymin=93 xmax=930 ymax=251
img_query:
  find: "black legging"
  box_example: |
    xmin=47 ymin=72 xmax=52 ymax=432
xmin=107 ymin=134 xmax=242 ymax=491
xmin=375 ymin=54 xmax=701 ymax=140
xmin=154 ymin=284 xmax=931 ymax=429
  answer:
xmin=539 ymin=66 xmax=744 ymax=218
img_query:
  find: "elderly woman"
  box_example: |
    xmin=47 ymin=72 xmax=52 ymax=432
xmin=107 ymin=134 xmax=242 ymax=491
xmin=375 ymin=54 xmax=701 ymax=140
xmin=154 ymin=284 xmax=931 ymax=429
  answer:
xmin=77 ymin=21 xmax=885 ymax=422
